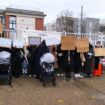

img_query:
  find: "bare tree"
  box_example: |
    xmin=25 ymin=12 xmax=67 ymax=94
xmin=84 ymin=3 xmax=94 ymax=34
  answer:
xmin=56 ymin=10 xmax=73 ymax=33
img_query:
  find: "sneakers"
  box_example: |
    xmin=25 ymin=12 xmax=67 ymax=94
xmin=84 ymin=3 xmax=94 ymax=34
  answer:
xmin=74 ymin=74 xmax=79 ymax=78
xmin=57 ymin=74 xmax=64 ymax=77
xmin=57 ymin=74 xmax=61 ymax=77
xmin=74 ymin=74 xmax=84 ymax=78
xmin=78 ymin=74 xmax=84 ymax=78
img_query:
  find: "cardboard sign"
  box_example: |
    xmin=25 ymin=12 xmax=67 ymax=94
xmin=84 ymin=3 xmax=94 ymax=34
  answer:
xmin=94 ymin=48 xmax=105 ymax=56
xmin=77 ymin=47 xmax=89 ymax=52
xmin=29 ymin=37 xmax=41 ymax=45
xmin=61 ymin=36 xmax=76 ymax=50
xmin=76 ymin=38 xmax=89 ymax=52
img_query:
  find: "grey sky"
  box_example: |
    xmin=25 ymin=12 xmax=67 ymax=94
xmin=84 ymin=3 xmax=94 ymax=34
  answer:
xmin=0 ymin=0 xmax=105 ymax=23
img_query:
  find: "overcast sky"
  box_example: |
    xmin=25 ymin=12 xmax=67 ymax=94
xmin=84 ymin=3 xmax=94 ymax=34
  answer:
xmin=0 ymin=0 xmax=105 ymax=24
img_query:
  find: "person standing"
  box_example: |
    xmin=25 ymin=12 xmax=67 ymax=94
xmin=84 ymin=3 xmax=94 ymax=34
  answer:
xmin=84 ymin=44 xmax=94 ymax=77
xmin=73 ymin=51 xmax=82 ymax=77
xmin=62 ymin=50 xmax=74 ymax=79
xmin=33 ymin=40 xmax=49 ymax=79
xmin=94 ymin=41 xmax=102 ymax=70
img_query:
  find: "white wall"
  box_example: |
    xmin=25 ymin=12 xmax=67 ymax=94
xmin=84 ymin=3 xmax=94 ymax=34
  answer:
xmin=17 ymin=16 xmax=35 ymax=30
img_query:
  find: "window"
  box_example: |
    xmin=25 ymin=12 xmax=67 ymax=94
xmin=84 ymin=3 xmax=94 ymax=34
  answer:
xmin=9 ymin=16 xmax=16 ymax=30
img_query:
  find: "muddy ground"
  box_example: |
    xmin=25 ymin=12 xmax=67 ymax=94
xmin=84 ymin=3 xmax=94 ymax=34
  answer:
xmin=0 ymin=74 xmax=105 ymax=105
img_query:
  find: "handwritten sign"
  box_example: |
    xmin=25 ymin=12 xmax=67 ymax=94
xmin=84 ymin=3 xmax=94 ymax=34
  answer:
xmin=61 ymin=36 xmax=76 ymax=50
xmin=94 ymin=48 xmax=105 ymax=56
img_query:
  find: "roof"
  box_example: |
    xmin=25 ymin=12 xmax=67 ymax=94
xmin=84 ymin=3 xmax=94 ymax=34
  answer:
xmin=0 ymin=8 xmax=46 ymax=17
xmin=6 ymin=8 xmax=46 ymax=17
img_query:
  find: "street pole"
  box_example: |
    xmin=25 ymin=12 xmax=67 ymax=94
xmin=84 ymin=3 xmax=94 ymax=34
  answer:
xmin=80 ymin=5 xmax=84 ymax=72
xmin=81 ymin=5 xmax=83 ymax=35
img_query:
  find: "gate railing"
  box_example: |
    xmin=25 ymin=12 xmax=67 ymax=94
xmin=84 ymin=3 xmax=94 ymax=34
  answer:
xmin=0 ymin=29 xmax=105 ymax=47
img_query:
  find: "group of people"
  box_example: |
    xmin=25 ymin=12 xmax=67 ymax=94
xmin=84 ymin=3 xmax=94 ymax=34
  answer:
xmin=56 ymin=43 xmax=95 ymax=79
xmin=57 ymin=40 xmax=104 ymax=79
xmin=11 ymin=40 xmax=49 ymax=78
xmin=0 ymin=40 xmax=102 ymax=82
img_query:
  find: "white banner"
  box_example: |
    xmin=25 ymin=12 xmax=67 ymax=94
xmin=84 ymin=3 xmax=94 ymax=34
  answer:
xmin=22 ymin=30 xmax=61 ymax=46
xmin=41 ymin=36 xmax=60 ymax=46
xmin=13 ymin=40 xmax=24 ymax=48
xmin=0 ymin=38 xmax=11 ymax=48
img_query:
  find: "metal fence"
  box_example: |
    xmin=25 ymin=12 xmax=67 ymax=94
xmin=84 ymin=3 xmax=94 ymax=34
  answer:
xmin=1 ymin=29 xmax=105 ymax=47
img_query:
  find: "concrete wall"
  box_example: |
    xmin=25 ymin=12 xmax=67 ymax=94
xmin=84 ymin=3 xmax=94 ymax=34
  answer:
xmin=17 ymin=16 xmax=35 ymax=30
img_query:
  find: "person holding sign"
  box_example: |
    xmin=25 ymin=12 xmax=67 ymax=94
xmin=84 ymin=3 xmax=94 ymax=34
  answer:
xmin=94 ymin=41 xmax=102 ymax=70
xmin=83 ymin=44 xmax=95 ymax=77
xmin=60 ymin=50 xmax=74 ymax=79
xmin=33 ymin=40 xmax=49 ymax=79
xmin=93 ymin=41 xmax=103 ymax=76
xmin=73 ymin=51 xmax=82 ymax=78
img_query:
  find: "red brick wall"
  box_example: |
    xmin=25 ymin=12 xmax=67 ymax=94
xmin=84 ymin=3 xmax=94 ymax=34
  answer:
xmin=35 ymin=18 xmax=44 ymax=30
xmin=5 ymin=15 xmax=10 ymax=38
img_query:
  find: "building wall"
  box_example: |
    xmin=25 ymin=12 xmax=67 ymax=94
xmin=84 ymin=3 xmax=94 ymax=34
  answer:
xmin=5 ymin=15 xmax=10 ymax=38
xmin=4 ymin=15 xmax=44 ymax=39
xmin=83 ymin=18 xmax=100 ymax=34
xmin=0 ymin=8 xmax=45 ymax=39
xmin=73 ymin=18 xmax=80 ymax=33
xmin=17 ymin=16 xmax=35 ymax=30
xmin=35 ymin=18 xmax=44 ymax=30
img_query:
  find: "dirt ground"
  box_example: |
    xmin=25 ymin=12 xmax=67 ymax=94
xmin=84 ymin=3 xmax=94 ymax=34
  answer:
xmin=0 ymin=74 xmax=105 ymax=105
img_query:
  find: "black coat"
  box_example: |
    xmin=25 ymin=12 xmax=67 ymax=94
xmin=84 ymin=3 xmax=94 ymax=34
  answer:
xmin=11 ymin=48 xmax=23 ymax=77
xmin=73 ymin=52 xmax=81 ymax=67
xmin=57 ymin=44 xmax=64 ymax=68
xmin=62 ymin=51 xmax=74 ymax=69
xmin=57 ymin=44 xmax=74 ymax=69
xmin=33 ymin=41 xmax=49 ymax=75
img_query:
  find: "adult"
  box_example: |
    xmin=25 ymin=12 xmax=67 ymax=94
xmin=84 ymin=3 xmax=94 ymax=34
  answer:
xmin=33 ymin=40 xmax=49 ymax=79
xmin=94 ymin=41 xmax=102 ymax=69
xmin=57 ymin=44 xmax=75 ymax=79
xmin=11 ymin=48 xmax=23 ymax=78
xmin=56 ymin=44 xmax=64 ymax=75
xmin=84 ymin=44 xmax=95 ymax=77
xmin=73 ymin=51 xmax=82 ymax=77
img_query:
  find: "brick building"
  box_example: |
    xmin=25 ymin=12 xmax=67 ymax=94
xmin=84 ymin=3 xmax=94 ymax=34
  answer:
xmin=0 ymin=7 xmax=46 ymax=38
